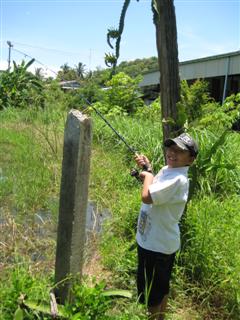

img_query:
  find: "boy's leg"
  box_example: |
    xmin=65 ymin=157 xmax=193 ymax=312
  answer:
xmin=148 ymin=294 xmax=168 ymax=320
xmin=148 ymin=295 xmax=168 ymax=320
xmin=137 ymin=245 xmax=175 ymax=319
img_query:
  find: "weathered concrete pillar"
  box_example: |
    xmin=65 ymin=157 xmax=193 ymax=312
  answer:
xmin=54 ymin=109 xmax=92 ymax=304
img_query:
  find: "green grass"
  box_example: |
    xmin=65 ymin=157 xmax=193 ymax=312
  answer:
xmin=0 ymin=107 xmax=240 ymax=319
xmin=0 ymin=108 xmax=63 ymax=216
xmin=180 ymin=195 xmax=240 ymax=317
xmin=0 ymin=262 xmax=53 ymax=320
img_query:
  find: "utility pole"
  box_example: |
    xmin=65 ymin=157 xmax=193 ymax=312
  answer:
xmin=7 ymin=41 xmax=13 ymax=70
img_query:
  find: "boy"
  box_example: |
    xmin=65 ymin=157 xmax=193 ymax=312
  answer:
xmin=134 ymin=133 xmax=198 ymax=320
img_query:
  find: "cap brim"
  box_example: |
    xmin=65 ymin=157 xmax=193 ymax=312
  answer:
xmin=164 ymin=138 xmax=189 ymax=151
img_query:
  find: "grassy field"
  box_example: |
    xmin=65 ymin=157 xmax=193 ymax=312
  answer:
xmin=0 ymin=107 xmax=239 ymax=319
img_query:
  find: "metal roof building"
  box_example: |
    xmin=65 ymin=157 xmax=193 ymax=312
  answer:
xmin=139 ymin=50 xmax=240 ymax=103
xmin=59 ymin=80 xmax=80 ymax=91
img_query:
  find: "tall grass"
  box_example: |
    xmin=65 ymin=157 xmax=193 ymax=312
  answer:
xmin=0 ymin=107 xmax=64 ymax=216
xmin=180 ymin=195 xmax=240 ymax=318
xmin=1 ymin=107 xmax=240 ymax=319
xmin=92 ymin=114 xmax=164 ymax=171
xmin=191 ymin=128 xmax=240 ymax=195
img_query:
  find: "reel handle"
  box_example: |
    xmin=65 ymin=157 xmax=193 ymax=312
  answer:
xmin=130 ymin=168 xmax=141 ymax=181
xmin=130 ymin=164 xmax=153 ymax=181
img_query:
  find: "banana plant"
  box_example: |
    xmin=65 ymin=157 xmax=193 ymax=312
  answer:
xmin=0 ymin=59 xmax=43 ymax=109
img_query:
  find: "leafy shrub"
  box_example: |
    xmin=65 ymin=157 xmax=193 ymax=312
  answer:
xmin=65 ymin=280 xmax=110 ymax=319
xmin=135 ymin=97 xmax=161 ymax=120
xmin=90 ymin=101 xmax=128 ymax=117
xmin=178 ymin=79 xmax=213 ymax=126
xmin=43 ymin=80 xmax=76 ymax=112
xmin=200 ymin=93 xmax=240 ymax=130
xmin=100 ymin=72 xmax=144 ymax=115
xmin=0 ymin=263 xmax=50 ymax=320
xmin=0 ymin=59 xmax=44 ymax=109
xmin=76 ymin=79 xmax=105 ymax=105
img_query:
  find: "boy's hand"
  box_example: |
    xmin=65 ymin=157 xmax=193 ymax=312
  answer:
xmin=134 ymin=154 xmax=152 ymax=172
xmin=139 ymin=171 xmax=153 ymax=180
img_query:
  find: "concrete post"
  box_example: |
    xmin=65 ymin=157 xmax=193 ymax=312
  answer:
xmin=54 ymin=109 xmax=92 ymax=304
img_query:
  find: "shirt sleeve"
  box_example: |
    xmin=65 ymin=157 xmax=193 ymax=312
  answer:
xmin=149 ymin=176 xmax=184 ymax=205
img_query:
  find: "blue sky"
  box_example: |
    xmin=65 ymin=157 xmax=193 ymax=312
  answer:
xmin=0 ymin=0 xmax=239 ymax=77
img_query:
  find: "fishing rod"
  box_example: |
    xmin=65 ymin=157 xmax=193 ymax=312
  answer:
xmin=82 ymin=98 xmax=152 ymax=179
xmin=85 ymin=99 xmax=136 ymax=154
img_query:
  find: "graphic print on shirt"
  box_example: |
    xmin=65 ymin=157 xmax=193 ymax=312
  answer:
xmin=138 ymin=209 xmax=152 ymax=241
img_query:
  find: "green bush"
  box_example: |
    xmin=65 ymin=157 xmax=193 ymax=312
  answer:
xmin=98 ymin=72 xmax=144 ymax=115
xmin=135 ymin=97 xmax=161 ymax=120
xmin=0 ymin=60 xmax=44 ymax=109
xmin=42 ymin=80 xmax=77 ymax=112
xmin=0 ymin=262 xmax=51 ymax=320
xmin=65 ymin=280 xmax=110 ymax=319
xmin=178 ymin=79 xmax=212 ymax=125
xmin=75 ymin=79 xmax=104 ymax=105
xmin=200 ymin=93 xmax=240 ymax=130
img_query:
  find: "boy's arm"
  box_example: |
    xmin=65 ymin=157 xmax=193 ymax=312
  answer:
xmin=139 ymin=171 xmax=154 ymax=204
xmin=134 ymin=154 xmax=154 ymax=204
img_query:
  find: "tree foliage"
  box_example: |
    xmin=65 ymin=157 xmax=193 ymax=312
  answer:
xmin=200 ymin=93 xmax=240 ymax=130
xmin=117 ymin=57 xmax=158 ymax=78
xmin=74 ymin=62 xmax=86 ymax=79
xmin=0 ymin=59 xmax=43 ymax=109
xmin=88 ymin=72 xmax=144 ymax=116
xmin=177 ymin=79 xmax=213 ymax=126
xmin=57 ymin=61 xmax=87 ymax=81
xmin=90 ymin=57 xmax=158 ymax=86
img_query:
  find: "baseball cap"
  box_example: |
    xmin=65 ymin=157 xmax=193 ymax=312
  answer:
xmin=164 ymin=133 xmax=199 ymax=157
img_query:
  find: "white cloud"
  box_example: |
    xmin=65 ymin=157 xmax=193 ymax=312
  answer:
xmin=178 ymin=27 xmax=239 ymax=61
xmin=32 ymin=65 xmax=58 ymax=78
xmin=0 ymin=61 xmax=8 ymax=71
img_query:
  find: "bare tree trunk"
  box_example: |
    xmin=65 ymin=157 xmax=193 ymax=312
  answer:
xmin=153 ymin=0 xmax=181 ymax=143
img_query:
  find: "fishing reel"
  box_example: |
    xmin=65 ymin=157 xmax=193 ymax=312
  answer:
xmin=130 ymin=168 xmax=141 ymax=181
xmin=130 ymin=164 xmax=153 ymax=182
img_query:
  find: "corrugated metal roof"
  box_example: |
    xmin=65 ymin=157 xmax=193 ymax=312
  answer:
xmin=180 ymin=50 xmax=240 ymax=65
xmin=139 ymin=50 xmax=240 ymax=87
xmin=142 ymin=50 xmax=240 ymax=74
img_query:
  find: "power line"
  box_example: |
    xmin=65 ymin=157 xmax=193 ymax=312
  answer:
xmin=6 ymin=41 xmax=92 ymax=79
xmin=12 ymin=41 xmax=85 ymax=56
xmin=12 ymin=46 xmax=58 ymax=76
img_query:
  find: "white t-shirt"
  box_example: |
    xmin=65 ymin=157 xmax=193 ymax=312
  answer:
xmin=136 ymin=165 xmax=189 ymax=254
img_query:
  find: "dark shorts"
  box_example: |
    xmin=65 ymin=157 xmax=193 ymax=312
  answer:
xmin=137 ymin=244 xmax=176 ymax=307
